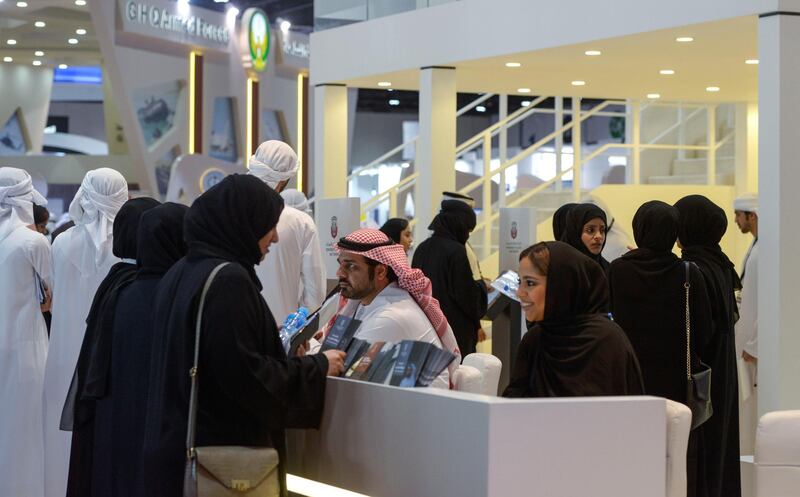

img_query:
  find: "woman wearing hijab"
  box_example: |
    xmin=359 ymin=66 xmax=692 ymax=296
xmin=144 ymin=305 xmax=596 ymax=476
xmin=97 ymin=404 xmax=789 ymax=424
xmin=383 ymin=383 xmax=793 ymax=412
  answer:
xmin=43 ymin=167 xmax=128 ymax=497
xmin=674 ymin=195 xmax=742 ymax=497
xmin=141 ymin=175 xmax=345 ymax=497
xmin=552 ymin=202 xmax=577 ymax=241
xmin=412 ymin=200 xmax=488 ymax=356
xmin=380 ymin=217 xmax=413 ymax=253
xmin=503 ymin=241 xmax=643 ymax=397
xmin=61 ymin=196 xmax=160 ymax=497
xmin=609 ymin=201 xmax=714 ymax=497
xmin=559 ymin=203 xmax=610 ymax=273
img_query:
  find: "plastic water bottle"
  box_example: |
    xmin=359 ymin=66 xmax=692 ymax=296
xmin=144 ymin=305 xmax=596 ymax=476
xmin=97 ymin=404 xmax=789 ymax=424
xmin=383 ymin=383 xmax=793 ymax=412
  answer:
xmin=280 ymin=307 xmax=309 ymax=353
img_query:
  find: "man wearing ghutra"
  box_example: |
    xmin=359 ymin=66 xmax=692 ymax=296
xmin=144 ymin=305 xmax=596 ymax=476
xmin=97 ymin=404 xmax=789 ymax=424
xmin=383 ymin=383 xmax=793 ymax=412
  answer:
xmin=332 ymin=229 xmax=461 ymax=388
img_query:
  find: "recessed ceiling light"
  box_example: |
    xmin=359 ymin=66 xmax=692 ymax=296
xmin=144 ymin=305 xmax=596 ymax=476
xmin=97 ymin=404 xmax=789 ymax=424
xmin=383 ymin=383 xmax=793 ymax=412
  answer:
xmin=3 ymin=57 xmax=13 ymax=63
xmin=58 ymin=63 xmax=68 ymax=69
xmin=571 ymin=80 xmax=586 ymax=86
xmin=16 ymin=1 xmax=28 ymax=7
xmin=34 ymin=50 xmax=44 ymax=56
xmin=377 ymin=81 xmax=391 ymax=87
xmin=6 ymin=39 xmax=17 ymax=45
xmin=388 ymin=99 xmax=400 ymax=106
xmin=75 ymin=0 xmax=86 ymax=5
xmin=676 ymin=36 xmax=694 ymax=43
xmin=520 ymin=100 xmax=531 ymax=107
xmin=32 ymin=60 xmax=42 ymax=66
xmin=745 ymin=59 xmax=759 ymax=65
xmin=706 ymin=86 xmax=720 ymax=92
xmin=476 ymin=105 xmax=487 ymax=113
xmin=76 ymin=28 xmax=87 ymax=35
xmin=68 ymin=38 xmax=79 ymax=45
xmin=659 ymin=69 xmax=675 ymax=75
xmin=517 ymin=87 xmax=531 ymax=93
xmin=584 ymin=50 xmax=602 ymax=56
xmin=647 ymin=93 xmax=661 ymax=99
xmin=505 ymin=62 xmax=521 ymax=68
xmin=34 ymin=21 xmax=46 ymax=28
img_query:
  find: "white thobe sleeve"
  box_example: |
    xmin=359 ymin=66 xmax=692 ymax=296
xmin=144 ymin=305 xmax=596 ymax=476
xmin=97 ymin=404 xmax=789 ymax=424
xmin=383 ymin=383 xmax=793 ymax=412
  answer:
xmin=300 ymin=224 xmax=326 ymax=311
xmin=740 ymin=249 xmax=758 ymax=358
xmin=25 ymin=233 xmax=53 ymax=290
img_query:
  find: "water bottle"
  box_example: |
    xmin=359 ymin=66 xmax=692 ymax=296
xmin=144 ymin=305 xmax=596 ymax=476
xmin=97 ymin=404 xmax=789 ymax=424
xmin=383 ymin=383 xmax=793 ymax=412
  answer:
xmin=280 ymin=307 xmax=309 ymax=353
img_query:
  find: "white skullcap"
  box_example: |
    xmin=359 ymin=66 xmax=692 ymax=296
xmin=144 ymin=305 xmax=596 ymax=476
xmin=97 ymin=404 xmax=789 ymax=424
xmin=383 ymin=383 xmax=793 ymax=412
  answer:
xmin=280 ymin=188 xmax=312 ymax=215
xmin=441 ymin=191 xmax=475 ymax=208
xmin=248 ymin=140 xmax=299 ymax=189
xmin=734 ymin=193 xmax=758 ymax=214
xmin=68 ymin=167 xmax=128 ymax=269
xmin=0 ymin=166 xmax=47 ymax=240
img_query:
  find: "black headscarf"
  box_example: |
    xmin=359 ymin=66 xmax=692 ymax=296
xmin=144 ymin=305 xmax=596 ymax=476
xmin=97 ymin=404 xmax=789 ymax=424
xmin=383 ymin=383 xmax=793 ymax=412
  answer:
xmin=504 ymin=242 xmax=643 ymax=397
xmin=380 ymin=217 xmax=409 ymax=244
xmin=552 ymin=202 xmax=577 ymax=241
xmin=184 ymin=174 xmax=284 ymax=287
xmin=137 ymin=202 xmax=189 ymax=278
xmin=560 ymin=203 xmax=610 ymax=271
xmin=112 ymin=197 xmax=161 ymax=259
xmin=428 ymin=199 xmax=476 ymax=244
xmin=615 ymin=200 xmax=682 ymax=278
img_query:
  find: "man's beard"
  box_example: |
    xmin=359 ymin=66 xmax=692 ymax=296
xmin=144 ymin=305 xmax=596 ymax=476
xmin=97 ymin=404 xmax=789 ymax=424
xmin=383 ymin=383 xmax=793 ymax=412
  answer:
xmin=339 ymin=279 xmax=375 ymax=301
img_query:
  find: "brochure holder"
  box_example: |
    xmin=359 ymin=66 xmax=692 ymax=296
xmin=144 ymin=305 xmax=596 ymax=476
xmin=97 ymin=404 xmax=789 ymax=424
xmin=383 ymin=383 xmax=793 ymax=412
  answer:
xmin=484 ymin=292 xmax=523 ymax=393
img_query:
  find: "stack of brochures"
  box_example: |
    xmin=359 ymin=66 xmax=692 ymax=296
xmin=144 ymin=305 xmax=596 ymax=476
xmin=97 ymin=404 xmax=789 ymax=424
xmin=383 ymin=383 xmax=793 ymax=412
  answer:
xmin=320 ymin=315 xmax=457 ymax=387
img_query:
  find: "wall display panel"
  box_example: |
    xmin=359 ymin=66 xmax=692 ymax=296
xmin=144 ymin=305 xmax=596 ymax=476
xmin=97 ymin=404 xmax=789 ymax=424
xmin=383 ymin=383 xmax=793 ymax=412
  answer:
xmin=260 ymin=108 xmax=288 ymax=144
xmin=0 ymin=110 xmax=28 ymax=156
xmin=132 ymin=80 xmax=184 ymax=148
xmin=209 ymin=97 xmax=238 ymax=162
xmin=155 ymin=145 xmax=181 ymax=195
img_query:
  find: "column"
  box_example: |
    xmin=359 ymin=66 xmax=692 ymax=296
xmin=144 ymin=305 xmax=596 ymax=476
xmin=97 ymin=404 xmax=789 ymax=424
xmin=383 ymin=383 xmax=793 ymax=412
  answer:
xmin=416 ymin=66 xmax=456 ymax=237
xmin=313 ymin=83 xmax=348 ymax=199
xmin=734 ymin=101 xmax=759 ymax=196
xmin=757 ymin=11 xmax=800 ymax=415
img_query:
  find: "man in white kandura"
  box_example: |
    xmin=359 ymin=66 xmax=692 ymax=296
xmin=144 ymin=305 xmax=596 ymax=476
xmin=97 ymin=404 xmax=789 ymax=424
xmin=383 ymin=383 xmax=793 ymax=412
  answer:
xmin=42 ymin=168 xmax=128 ymax=497
xmin=733 ymin=192 xmax=758 ymax=454
xmin=0 ymin=167 xmax=52 ymax=497
xmin=249 ymin=140 xmax=326 ymax=325
xmin=330 ymin=228 xmax=461 ymax=388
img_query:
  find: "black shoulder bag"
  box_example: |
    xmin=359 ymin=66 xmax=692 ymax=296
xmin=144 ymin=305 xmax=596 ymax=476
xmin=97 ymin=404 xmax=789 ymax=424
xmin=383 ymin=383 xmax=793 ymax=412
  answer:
xmin=684 ymin=261 xmax=713 ymax=430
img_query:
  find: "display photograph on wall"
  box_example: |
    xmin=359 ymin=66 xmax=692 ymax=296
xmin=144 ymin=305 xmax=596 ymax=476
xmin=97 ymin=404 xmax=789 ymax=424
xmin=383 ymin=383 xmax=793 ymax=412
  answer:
xmin=260 ymin=108 xmax=288 ymax=144
xmin=155 ymin=145 xmax=181 ymax=196
xmin=209 ymin=97 xmax=238 ymax=162
xmin=132 ymin=80 xmax=183 ymax=148
xmin=0 ymin=109 xmax=29 ymax=156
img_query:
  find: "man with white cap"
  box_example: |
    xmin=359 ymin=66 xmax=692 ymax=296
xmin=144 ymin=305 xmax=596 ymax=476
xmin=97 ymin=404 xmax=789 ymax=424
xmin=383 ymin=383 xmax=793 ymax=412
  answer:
xmin=249 ymin=140 xmax=326 ymax=325
xmin=42 ymin=167 xmax=128 ymax=497
xmin=281 ymin=188 xmax=313 ymax=216
xmin=0 ymin=167 xmax=51 ymax=497
xmin=733 ymin=192 xmax=758 ymax=454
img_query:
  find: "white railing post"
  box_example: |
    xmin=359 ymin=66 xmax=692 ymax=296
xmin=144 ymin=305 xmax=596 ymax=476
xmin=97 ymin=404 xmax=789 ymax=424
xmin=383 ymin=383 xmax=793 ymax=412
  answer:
xmin=572 ymin=97 xmax=582 ymax=202
xmin=482 ymin=132 xmax=492 ymax=259
xmin=499 ymin=94 xmax=508 ymax=207
xmin=677 ymin=104 xmax=687 ymax=161
xmin=632 ymin=100 xmax=641 ymax=184
xmin=389 ymin=188 xmax=398 ymax=218
xmin=555 ymin=96 xmax=564 ymax=192
xmin=707 ymin=104 xmax=717 ymax=185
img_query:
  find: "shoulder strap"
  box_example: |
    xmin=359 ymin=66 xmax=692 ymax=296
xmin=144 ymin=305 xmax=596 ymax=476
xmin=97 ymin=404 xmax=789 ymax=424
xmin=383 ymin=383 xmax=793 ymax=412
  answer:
xmin=684 ymin=261 xmax=692 ymax=380
xmin=185 ymin=262 xmax=230 ymax=460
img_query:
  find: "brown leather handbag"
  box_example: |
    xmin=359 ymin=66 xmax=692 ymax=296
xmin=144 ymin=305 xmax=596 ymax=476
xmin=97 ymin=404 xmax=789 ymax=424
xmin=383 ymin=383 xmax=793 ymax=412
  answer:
xmin=183 ymin=263 xmax=281 ymax=497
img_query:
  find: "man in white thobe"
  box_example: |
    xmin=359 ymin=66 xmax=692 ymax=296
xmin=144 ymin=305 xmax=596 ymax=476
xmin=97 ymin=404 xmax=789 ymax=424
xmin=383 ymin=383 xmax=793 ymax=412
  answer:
xmin=42 ymin=168 xmax=128 ymax=497
xmin=248 ymin=141 xmax=326 ymax=325
xmin=0 ymin=167 xmax=51 ymax=497
xmin=734 ymin=192 xmax=758 ymax=454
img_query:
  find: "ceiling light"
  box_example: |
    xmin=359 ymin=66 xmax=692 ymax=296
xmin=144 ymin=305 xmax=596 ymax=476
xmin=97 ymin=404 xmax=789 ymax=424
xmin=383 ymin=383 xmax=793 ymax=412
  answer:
xmin=58 ymin=63 xmax=68 ymax=69
xmin=280 ymin=20 xmax=291 ymax=33
xmin=213 ymin=0 xmax=229 ymax=2
xmin=74 ymin=0 xmax=86 ymax=5
xmin=400 ymin=162 xmax=410 ymax=168
xmin=16 ymin=1 xmax=28 ymax=7
xmin=6 ymin=39 xmax=17 ymax=45
xmin=3 ymin=57 xmax=12 ymax=63
xmin=178 ymin=0 xmax=190 ymax=16
xmin=377 ymin=81 xmax=391 ymax=87
xmin=226 ymin=6 xmax=239 ymax=23
xmin=388 ymin=99 xmax=400 ymax=106
xmin=476 ymin=105 xmax=486 ymax=112
xmin=584 ymin=50 xmax=602 ymax=56
xmin=386 ymin=88 xmax=394 ymax=92
xmin=676 ymin=36 xmax=694 ymax=43
xmin=76 ymin=28 xmax=87 ymax=35
xmin=571 ymin=80 xmax=586 ymax=86
xmin=32 ymin=60 xmax=42 ymax=66
xmin=34 ymin=50 xmax=44 ymax=56
xmin=34 ymin=21 xmax=46 ymax=28
xmin=659 ymin=69 xmax=675 ymax=75
xmin=505 ymin=62 xmax=521 ymax=68
xmin=706 ymin=86 xmax=720 ymax=92
xmin=745 ymin=59 xmax=759 ymax=65
xmin=68 ymin=38 xmax=79 ymax=45
xmin=520 ymin=100 xmax=531 ymax=107
xmin=517 ymin=87 xmax=531 ymax=93
xmin=647 ymin=93 xmax=661 ymax=99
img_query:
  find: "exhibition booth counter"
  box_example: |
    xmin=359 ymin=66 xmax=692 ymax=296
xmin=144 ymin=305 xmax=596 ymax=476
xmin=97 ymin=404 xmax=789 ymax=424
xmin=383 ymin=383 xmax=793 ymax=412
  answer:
xmin=288 ymin=377 xmax=667 ymax=497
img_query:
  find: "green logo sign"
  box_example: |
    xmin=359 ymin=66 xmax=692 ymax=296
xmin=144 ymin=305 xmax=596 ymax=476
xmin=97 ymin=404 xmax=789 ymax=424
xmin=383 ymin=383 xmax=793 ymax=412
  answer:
xmin=248 ymin=9 xmax=270 ymax=72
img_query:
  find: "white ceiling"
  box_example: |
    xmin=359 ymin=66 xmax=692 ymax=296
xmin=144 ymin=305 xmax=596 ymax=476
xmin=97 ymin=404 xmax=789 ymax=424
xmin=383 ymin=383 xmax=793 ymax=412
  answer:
xmin=345 ymin=16 xmax=759 ymax=103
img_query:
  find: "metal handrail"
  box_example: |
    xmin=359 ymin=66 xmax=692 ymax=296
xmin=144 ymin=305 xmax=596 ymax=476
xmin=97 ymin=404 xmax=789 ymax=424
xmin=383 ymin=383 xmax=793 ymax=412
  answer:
xmin=456 ymin=95 xmax=549 ymax=156
xmin=361 ymin=172 xmax=419 ymax=212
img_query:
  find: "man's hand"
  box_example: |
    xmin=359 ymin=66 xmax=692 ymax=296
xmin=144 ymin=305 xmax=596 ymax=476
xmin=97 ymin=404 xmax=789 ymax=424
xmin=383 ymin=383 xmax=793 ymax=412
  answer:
xmin=742 ymin=351 xmax=757 ymax=364
xmin=322 ymin=350 xmax=346 ymax=376
xmin=477 ymin=328 xmax=487 ymax=343
xmin=40 ymin=287 xmax=52 ymax=313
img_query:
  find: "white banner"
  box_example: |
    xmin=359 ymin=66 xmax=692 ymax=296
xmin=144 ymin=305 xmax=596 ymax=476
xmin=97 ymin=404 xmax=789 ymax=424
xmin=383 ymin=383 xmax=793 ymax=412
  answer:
xmin=499 ymin=207 xmax=538 ymax=273
xmin=316 ymin=198 xmax=361 ymax=278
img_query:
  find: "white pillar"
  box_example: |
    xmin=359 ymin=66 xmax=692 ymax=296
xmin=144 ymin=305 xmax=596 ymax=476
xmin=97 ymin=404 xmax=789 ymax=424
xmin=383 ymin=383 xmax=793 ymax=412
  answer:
xmin=757 ymin=12 xmax=800 ymax=415
xmin=572 ymin=97 xmax=582 ymax=202
xmin=735 ymin=102 xmax=759 ymax=195
xmin=631 ymin=100 xmax=641 ymax=185
xmin=555 ymin=97 xmax=564 ymax=192
xmin=416 ymin=66 xmax=456 ymax=237
xmin=313 ymin=83 xmax=348 ymax=199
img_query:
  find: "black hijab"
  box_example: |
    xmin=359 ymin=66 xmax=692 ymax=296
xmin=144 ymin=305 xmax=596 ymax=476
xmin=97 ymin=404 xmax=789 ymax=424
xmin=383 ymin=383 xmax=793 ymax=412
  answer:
xmin=552 ymin=202 xmax=577 ymax=241
xmin=380 ymin=217 xmax=409 ymax=244
xmin=560 ymin=203 xmax=610 ymax=271
xmin=428 ymin=199 xmax=476 ymax=244
xmin=112 ymin=197 xmax=161 ymax=259
xmin=618 ymin=201 xmax=682 ymax=273
xmin=137 ymin=202 xmax=189 ymax=278
xmin=184 ymin=174 xmax=284 ymax=288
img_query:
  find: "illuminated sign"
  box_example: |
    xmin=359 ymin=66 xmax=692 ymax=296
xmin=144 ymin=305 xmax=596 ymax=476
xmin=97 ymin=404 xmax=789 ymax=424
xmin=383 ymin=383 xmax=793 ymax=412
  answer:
xmin=120 ymin=0 xmax=230 ymax=50
xmin=242 ymin=8 xmax=270 ymax=72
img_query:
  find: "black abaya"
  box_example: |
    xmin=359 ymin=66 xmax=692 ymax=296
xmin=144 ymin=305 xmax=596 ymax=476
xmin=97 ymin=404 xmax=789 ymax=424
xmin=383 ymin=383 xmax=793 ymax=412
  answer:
xmin=675 ymin=195 xmax=742 ymax=497
xmin=141 ymin=175 xmax=329 ymax=497
xmin=503 ymin=241 xmax=643 ymax=397
xmin=559 ymin=203 xmax=611 ymax=273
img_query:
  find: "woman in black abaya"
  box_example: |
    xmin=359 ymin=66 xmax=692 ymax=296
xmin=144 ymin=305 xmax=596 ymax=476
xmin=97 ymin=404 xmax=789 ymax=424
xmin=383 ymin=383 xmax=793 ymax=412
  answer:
xmin=608 ymin=200 xmax=714 ymax=497
xmin=503 ymin=241 xmax=643 ymax=397
xmin=674 ymin=195 xmax=742 ymax=497
xmin=62 ymin=196 xmax=160 ymax=497
xmin=141 ymin=175 xmax=344 ymax=497
xmin=560 ymin=203 xmax=611 ymax=273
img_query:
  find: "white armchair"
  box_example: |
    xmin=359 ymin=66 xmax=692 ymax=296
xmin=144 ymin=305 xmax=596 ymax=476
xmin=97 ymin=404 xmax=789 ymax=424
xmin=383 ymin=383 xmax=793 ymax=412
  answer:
xmin=452 ymin=364 xmax=482 ymax=393
xmin=755 ymin=410 xmax=800 ymax=497
xmin=665 ymin=399 xmax=692 ymax=497
xmin=462 ymin=353 xmax=502 ymax=396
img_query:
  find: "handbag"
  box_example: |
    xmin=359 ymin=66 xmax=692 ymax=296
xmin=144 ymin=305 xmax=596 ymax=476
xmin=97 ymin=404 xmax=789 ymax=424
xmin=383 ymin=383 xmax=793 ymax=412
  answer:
xmin=183 ymin=262 xmax=281 ymax=497
xmin=684 ymin=261 xmax=713 ymax=430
